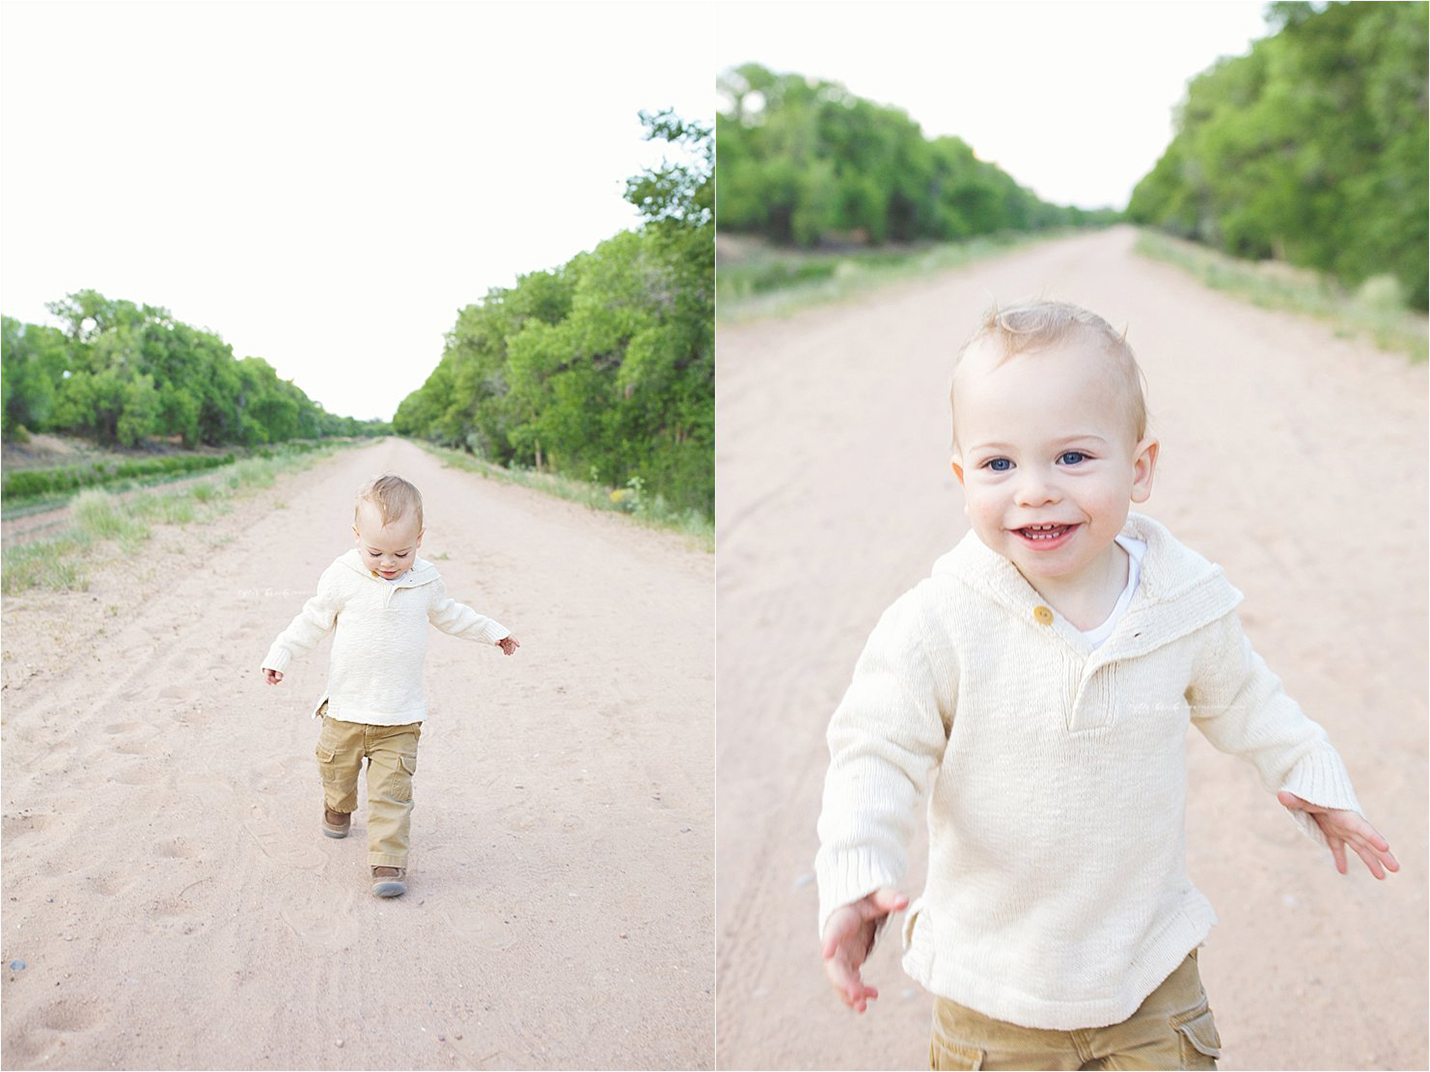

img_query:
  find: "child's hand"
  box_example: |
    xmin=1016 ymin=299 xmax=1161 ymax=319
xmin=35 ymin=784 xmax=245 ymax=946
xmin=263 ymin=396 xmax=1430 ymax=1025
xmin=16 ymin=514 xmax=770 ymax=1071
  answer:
xmin=263 ymin=668 xmax=283 ymax=685
xmin=1278 ymin=791 xmax=1399 ymax=879
xmin=820 ymin=887 xmax=908 ymax=1013
xmin=496 ymin=635 xmax=520 ymax=656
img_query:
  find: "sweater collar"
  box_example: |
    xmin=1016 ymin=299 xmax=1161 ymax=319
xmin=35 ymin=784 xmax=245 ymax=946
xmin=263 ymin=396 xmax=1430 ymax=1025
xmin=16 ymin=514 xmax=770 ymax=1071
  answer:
xmin=931 ymin=513 xmax=1242 ymax=659
xmin=336 ymin=547 xmax=440 ymax=588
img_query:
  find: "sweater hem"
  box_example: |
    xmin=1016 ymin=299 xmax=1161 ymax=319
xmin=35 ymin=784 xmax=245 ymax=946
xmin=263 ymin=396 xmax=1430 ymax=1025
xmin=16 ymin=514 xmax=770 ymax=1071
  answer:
xmin=901 ymin=899 xmax=1218 ymax=1031
xmin=317 ymin=698 xmax=428 ymax=726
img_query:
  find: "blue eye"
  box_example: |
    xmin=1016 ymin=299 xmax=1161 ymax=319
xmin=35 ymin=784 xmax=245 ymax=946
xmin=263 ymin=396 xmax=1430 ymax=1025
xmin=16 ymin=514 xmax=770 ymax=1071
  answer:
xmin=983 ymin=458 xmax=1013 ymax=472
xmin=1059 ymin=451 xmax=1089 ymax=465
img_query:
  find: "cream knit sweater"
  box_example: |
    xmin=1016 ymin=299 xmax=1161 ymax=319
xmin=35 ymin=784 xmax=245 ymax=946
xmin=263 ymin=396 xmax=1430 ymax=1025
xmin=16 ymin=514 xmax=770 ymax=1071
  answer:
xmin=816 ymin=513 xmax=1362 ymax=1031
xmin=261 ymin=549 xmax=509 ymax=725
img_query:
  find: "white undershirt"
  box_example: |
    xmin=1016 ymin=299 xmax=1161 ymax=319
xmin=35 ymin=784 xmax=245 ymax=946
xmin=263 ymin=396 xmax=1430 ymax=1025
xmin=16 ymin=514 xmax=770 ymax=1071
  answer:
xmin=1080 ymin=535 xmax=1146 ymax=649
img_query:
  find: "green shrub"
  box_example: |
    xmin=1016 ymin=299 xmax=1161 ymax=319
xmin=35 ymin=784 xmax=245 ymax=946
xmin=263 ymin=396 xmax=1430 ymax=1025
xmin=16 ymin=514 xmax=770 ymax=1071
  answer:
xmin=1 ymin=535 xmax=90 ymax=593
xmin=2 ymin=437 xmax=356 ymax=593
xmin=1356 ymin=275 xmax=1407 ymax=313
xmin=2 ymin=447 xmax=242 ymax=501
xmin=129 ymin=488 xmax=198 ymax=526
xmin=71 ymin=489 xmax=149 ymax=544
xmin=227 ymin=458 xmax=277 ymax=489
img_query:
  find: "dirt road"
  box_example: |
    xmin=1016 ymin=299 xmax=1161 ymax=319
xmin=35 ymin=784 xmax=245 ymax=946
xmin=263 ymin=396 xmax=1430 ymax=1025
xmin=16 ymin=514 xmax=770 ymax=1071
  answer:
xmin=2 ymin=438 xmax=714 ymax=1070
xmin=715 ymin=226 xmax=1427 ymax=1070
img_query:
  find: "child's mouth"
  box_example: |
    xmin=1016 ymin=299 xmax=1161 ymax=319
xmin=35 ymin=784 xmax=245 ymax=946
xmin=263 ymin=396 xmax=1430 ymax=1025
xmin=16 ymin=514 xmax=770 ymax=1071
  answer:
xmin=1013 ymin=523 xmax=1078 ymax=548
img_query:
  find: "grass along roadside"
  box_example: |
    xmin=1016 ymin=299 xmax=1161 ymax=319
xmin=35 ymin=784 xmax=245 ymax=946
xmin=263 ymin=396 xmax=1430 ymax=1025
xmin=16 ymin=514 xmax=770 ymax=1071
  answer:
xmin=415 ymin=441 xmax=714 ymax=552
xmin=1134 ymin=230 xmax=1428 ymax=361
xmin=716 ymin=228 xmax=1091 ymax=323
xmin=1 ymin=445 xmax=349 ymax=594
xmin=1 ymin=438 xmax=347 ymax=517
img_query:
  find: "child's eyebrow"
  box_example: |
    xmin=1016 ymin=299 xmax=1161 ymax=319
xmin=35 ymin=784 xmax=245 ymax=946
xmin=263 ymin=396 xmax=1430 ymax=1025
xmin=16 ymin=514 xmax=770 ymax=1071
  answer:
xmin=967 ymin=434 xmax=1109 ymax=453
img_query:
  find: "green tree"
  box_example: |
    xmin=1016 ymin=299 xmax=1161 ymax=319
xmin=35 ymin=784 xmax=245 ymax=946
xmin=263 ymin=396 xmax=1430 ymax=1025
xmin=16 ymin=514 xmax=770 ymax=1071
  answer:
xmin=1 ymin=316 xmax=65 ymax=440
xmin=716 ymin=64 xmax=1097 ymax=247
xmin=4 ymin=289 xmax=358 ymax=447
xmin=1129 ymin=1 xmax=1428 ymax=307
xmin=396 ymin=107 xmax=715 ymax=516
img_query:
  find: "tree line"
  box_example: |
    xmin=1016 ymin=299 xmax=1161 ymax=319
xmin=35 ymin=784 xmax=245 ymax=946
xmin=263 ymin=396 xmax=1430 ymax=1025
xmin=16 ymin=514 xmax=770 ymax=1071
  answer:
xmin=717 ymin=63 xmax=1116 ymax=247
xmin=1128 ymin=1 xmax=1428 ymax=309
xmin=2 ymin=294 xmax=386 ymax=447
xmin=393 ymin=110 xmax=714 ymax=518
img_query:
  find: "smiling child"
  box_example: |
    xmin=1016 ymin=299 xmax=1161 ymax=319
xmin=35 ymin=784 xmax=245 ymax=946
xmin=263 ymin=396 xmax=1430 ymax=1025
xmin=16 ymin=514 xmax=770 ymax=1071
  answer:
xmin=814 ymin=300 xmax=1396 ymax=1070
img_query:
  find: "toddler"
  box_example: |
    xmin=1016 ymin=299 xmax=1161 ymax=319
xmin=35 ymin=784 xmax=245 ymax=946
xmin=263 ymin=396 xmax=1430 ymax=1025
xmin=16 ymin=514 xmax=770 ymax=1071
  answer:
xmin=262 ymin=473 xmax=519 ymax=898
xmin=815 ymin=301 xmax=1396 ymax=1070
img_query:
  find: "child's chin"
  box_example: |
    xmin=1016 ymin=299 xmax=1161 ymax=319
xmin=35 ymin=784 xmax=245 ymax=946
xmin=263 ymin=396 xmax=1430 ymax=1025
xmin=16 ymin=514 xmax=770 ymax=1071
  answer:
xmin=1010 ymin=546 xmax=1084 ymax=579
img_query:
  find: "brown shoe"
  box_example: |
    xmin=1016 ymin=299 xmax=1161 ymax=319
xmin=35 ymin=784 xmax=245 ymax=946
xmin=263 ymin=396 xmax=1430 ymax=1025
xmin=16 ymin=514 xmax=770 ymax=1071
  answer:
xmin=371 ymin=866 xmax=407 ymax=898
xmin=322 ymin=808 xmax=350 ymax=839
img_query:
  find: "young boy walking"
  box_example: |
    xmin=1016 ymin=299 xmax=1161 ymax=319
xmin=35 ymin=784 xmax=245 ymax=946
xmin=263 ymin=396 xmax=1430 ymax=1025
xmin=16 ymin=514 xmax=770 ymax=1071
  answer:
xmin=262 ymin=473 xmax=519 ymax=898
xmin=815 ymin=301 xmax=1397 ymax=1069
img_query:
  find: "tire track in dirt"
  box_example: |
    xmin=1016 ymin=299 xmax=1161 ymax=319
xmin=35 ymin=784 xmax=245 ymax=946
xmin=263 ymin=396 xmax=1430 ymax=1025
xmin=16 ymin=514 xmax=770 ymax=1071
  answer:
xmin=2 ymin=437 xmax=713 ymax=1070
xmin=715 ymin=226 xmax=1427 ymax=1071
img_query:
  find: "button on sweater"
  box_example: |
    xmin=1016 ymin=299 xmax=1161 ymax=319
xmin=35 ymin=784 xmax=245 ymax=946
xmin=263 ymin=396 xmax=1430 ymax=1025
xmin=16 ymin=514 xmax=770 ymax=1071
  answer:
xmin=815 ymin=513 xmax=1362 ymax=1031
xmin=261 ymin=549 xmax=509 ymax=726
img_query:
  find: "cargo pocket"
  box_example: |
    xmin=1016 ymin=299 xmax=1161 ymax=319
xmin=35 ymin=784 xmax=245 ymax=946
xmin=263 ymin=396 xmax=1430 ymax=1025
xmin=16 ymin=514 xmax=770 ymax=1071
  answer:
xmin=393 ymin=753 xmax=417 ymax=801
xmin=929 ymin=1034 xmax=984 ymax=1071
xmin=1171 ymin=1002 xmax=1221 ymax=1069
xmin=315 ymin=744 xmax=340 ymax=786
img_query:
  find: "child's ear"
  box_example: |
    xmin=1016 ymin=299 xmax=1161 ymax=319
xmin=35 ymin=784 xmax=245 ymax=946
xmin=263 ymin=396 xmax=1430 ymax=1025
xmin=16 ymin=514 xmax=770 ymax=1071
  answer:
xmin=950 ymin=456 xmax=966 ymax=487
xmin=1130 ymin=437 xmax=1159 ymax=504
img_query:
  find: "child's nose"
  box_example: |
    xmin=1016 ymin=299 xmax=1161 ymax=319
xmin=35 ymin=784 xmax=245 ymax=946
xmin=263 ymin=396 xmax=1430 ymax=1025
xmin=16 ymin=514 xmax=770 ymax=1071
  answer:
xmin=1014 ymin=469 xmax=1060 ymax=506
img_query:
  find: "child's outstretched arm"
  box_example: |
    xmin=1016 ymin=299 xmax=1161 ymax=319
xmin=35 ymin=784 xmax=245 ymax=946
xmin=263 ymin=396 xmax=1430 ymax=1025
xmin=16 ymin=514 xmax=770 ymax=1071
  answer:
xmin=1187 ymin=612 xmax=1395 ymax=878
xmin=261 ymin=565 xmax=345 ymax=684
xmin=816 ymin=593 xmax=952 ymax=1012
xmin=428 ymin=578 xmax=513 ymax=651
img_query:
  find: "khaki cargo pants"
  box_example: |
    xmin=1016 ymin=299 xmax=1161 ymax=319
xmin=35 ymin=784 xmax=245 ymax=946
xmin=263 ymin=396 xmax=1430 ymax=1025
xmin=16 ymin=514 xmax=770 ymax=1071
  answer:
xmin=315 ymin=707 xmax=421 ymax=869
xmin=930 ymin=950 xmax=1222 ymax=1070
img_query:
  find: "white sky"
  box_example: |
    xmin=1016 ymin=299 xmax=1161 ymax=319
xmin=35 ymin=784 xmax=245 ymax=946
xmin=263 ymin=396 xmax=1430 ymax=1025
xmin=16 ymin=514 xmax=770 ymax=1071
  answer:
xmin=715 ymin=0 xmax=1270 ymax=211
xmin=3 ymin=2 xmax=1270 ymax=425
xmin=2 ymin=1 xmax=715 ymax=423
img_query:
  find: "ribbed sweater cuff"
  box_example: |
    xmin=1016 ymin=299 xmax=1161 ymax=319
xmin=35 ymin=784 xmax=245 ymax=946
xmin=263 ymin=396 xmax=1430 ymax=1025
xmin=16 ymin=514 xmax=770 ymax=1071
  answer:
xmin=1280 ymin=747 xmax=1363 ymax=849
xmin=816 ymin=848 xmax=901 ymax=942
xmin=261 ymin=645 xmax=292 ymax=674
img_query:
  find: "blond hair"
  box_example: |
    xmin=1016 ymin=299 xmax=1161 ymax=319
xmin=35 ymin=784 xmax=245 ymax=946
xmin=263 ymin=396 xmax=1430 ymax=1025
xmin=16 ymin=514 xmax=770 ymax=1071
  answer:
xmin=949 ymin=300 xmax=1149 ymax=448
xmin=354 ymin=473 xmax=424 ymax=533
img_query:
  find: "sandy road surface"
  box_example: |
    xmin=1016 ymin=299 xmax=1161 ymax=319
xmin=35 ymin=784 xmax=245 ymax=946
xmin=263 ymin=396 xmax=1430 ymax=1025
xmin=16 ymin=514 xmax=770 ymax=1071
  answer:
xmin=715 ymin=226 xmax=1427 ymax=1070
xmin=2 ymin=438 xmax=714 ymax=1070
